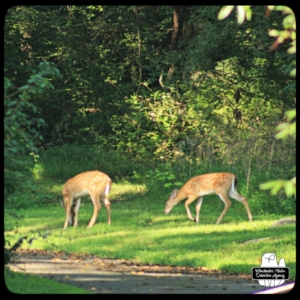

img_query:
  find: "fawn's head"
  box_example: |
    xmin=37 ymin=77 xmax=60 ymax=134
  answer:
xmin=164 ymin=189 xmax=179 ymax=214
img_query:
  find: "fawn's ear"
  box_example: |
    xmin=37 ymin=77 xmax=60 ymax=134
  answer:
xmin=171 ymin=189 xmax=178 ymax=199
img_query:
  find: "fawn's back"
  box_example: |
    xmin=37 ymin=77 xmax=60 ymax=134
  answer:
xmin=63 ymin=170 xmax=111 ymax=196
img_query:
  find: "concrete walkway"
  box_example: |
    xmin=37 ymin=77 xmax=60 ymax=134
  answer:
xmin=7 ymin=250 xmax=271 ymax=294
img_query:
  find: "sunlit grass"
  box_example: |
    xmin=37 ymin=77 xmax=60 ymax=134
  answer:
xmin=111 ymin=182 xmax=146 ymax=194
xmin=5 ymin=181 xmax=296 ymax=280
xmin=5 ymin=268 xmax=90 ymax=294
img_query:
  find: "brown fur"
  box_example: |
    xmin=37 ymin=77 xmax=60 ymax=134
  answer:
xmin=62 ymin=171 xmax=112 ymax=229
xmin=164 ymin=172 xmax=253 ymax=224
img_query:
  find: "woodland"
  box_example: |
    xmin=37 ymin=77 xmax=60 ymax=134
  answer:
xmin=5 ymin=6 xmax=295 ymax=211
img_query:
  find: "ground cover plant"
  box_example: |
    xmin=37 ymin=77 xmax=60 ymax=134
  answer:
xmin=5 ymin=168 xmax=296 ymax=280
xmin=4 ymin=267 xmax=91 ymax=294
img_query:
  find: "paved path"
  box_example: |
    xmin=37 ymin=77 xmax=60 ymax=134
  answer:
xmin=7 ymin=250 xmax=270 ymax=294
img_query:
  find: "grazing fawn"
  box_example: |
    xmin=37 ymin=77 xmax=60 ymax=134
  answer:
xmin=62 ymin=170 xmax=112 ymax=229
xmin=164 ymin=172 xmax=253 ymax=224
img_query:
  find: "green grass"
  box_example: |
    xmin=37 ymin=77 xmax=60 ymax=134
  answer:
xmin=4 ymin=268 xmax=90 ymax=294
xmin=5 ymin=179 xmax=296 ymax=282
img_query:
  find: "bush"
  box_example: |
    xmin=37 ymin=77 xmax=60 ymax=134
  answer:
xmin=38 ymin=145 xmax=148 ymax=182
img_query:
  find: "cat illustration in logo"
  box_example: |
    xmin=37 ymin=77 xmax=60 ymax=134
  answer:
xmin=258 ymin=252 xmax=286 ymax=287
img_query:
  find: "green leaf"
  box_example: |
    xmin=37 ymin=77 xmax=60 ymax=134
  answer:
xmin=218 ymin=6 xmax=234 ymax=21
xmin=285 ymin=109 xmax=296 ymax=121
xmin=237 ymin=6 xmax=245 ymax=24
xmin=268 ymin=29 xmax=279 ymax=37
xmin=260 ymin=181 xmax=277 ymax=195
xmin=270 ymin=182 xmax=284 ymax=195
xmin=283 ymin=179 xmax=296 ymax=197
xmin=275 ymin=122 xmax=295 ymax=140
xmin=167 ymin=174 xmax=175 ymax=180
xmin=259 ymin=181 xmax=279 ymax=191
xmin=245 ymin=6 xmax=252 ymax=21
xmin=8 ymin=100 xmax=18 ymax=107
xmin=19 ymin=84 xmax=29 ymax=91
xmin=260 ymin=179 xmax=296 ymax=197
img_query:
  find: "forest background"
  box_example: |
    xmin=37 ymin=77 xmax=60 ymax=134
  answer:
xmin=5 ymin=5 xmax=295 ymax=211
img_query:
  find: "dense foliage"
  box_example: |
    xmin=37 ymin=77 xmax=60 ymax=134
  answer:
xmin=4 ymin=62 xmax=60 ymax=198
xmin=4 ymin=6 xmax=295 ymax=214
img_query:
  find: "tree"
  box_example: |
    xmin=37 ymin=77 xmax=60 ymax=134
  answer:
xmin=4 ymin=61 xmax=60 ymax=261
xmin=218 ymin=5 xmax=295 ymax=197
xmin=4 ymin=62 xmax=60 ymax=199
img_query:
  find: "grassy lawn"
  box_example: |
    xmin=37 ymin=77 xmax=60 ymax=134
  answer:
xmin=5 ymin=180 xmax=296 ymax=285
xmin=4 ymin=267 xmax=90 ymax=294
